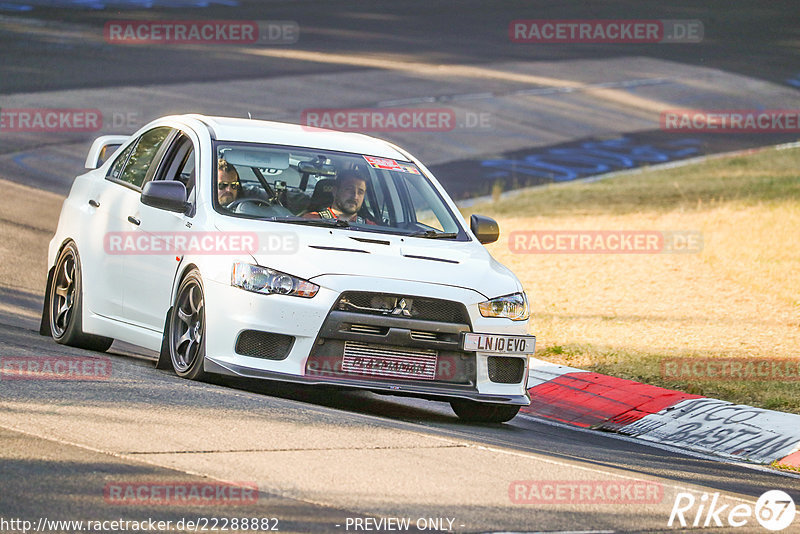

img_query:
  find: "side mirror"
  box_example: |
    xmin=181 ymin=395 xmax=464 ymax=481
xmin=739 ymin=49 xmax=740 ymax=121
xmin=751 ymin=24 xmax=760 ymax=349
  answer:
xmin=470 ymin=214 xmax=500 ymax=244
xmin=141 ymin=181 xmax=189 ymax=213
xmin=85 ymin=135 xmax=129 ymax=169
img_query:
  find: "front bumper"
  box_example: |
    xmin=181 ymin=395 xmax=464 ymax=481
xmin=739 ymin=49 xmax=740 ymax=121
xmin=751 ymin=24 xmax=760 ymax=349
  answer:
xmin=202 ymin=275 xmax=532 ymax=405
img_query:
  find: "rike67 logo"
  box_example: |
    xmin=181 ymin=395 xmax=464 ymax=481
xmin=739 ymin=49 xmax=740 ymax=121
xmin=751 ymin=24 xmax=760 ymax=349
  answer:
xmin=669 ymin=490 xmax=796 ymax=531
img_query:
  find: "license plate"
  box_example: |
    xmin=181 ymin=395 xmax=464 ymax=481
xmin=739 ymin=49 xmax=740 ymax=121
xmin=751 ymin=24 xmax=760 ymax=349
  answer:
xmin=462 ymin=333 xmax=536 ymax=354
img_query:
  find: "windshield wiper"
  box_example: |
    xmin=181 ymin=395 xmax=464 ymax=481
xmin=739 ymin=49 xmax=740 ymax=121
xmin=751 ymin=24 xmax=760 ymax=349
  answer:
xmin=407 ymin=230 xmax=458 ymax=239
xmin=274 ymin=217 xmax=350 ymax=228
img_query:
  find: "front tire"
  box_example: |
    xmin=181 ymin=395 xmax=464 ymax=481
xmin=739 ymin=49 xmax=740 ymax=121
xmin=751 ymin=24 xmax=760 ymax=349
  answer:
xmin=49 ymin=241 xmax=114 ymax=352
xmin=169 ymin=270 xmax=208 ymax=381
xmin=450 ymin=399 xmax=521 ymax=423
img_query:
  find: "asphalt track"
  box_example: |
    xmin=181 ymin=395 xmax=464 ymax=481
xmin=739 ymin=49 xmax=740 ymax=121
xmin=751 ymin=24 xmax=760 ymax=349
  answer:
xmin=1 ymin=1 xmax=799 ymax=532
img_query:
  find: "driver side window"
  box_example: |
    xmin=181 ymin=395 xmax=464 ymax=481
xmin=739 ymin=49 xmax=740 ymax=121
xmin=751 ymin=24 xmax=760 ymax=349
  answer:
xmin=177 ymin=150 xmax=196 ymax=203
xmin=146 ymin=133 xmax=197 ymax=216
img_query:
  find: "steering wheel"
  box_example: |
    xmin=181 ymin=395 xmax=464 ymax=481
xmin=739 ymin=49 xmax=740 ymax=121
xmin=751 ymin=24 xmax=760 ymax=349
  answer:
xmin=229 ymin=198 xmax=272 ymax=213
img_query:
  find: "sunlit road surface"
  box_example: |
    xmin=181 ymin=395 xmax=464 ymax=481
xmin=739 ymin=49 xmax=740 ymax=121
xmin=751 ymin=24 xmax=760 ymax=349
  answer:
xmin=0 ymin=320 xmax=798 ymax=533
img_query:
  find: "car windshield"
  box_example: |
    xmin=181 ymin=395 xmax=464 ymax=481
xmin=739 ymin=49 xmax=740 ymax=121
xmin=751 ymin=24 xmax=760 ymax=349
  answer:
xmin=213 ymin=142 xmax=466 ymax=239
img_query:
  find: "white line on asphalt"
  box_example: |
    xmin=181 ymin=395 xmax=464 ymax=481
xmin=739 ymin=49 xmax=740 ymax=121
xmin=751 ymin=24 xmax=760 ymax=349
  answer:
xmin=379 ymin=412 xmax=794 ymax=504
xmin=246 ymin=49 xmax=674 ymax=115
xmin=0 ymin=401 xmax=781 ymax=523
xmin=517 ymin=412 xmax=800 ymax=481
xmin=473 ymin=440 xmax=763 ymax=507
xmin=378 ymin=78 xmax=672 ymax=107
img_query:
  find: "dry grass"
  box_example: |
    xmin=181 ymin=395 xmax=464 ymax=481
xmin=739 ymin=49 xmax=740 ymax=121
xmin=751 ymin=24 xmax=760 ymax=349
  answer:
xmin=463 ymin=145 xmax=800 ymax=413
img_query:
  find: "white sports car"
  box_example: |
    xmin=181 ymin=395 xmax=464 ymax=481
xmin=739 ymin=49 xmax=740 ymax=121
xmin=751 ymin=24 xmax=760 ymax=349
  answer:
xmin=41 ymin=114 xmax=535 ymax=423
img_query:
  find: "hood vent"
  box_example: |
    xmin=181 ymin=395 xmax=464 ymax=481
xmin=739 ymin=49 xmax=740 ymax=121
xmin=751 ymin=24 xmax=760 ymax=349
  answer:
xmin=350 ymin=236 xmax=391 ymax=246
xmin=309 ymin=245 xmax=369 ymax=254
xmin=402 ymin=253 xmax=459 ymax=264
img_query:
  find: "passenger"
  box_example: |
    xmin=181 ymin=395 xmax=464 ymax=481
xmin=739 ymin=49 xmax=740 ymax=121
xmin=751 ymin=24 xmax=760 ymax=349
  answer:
xmin=305 ymin=170 xmax=374 ymax=224
xmin=217 ymin=158 xmax=241 ymax=207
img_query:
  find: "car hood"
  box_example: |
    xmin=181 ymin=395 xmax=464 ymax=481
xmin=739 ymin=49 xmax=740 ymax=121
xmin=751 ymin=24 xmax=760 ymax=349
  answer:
xmin=213 ymin=219 xmax=521 ymax=299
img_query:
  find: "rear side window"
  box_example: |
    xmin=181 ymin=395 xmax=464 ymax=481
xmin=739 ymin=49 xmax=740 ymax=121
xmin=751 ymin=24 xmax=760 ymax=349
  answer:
xmin=108 ymin=143 xmax=134 ymax=181
xmin=114 ymin=127 xmax=171 ymax=189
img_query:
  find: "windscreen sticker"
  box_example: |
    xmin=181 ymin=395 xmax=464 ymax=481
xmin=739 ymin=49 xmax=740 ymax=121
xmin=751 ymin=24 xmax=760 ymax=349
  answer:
xmin=399 ymin=164 xmax=421 ymax=175
xmin=363 ymin=155 xmax=420 ymax=174
xmin=363 ymin=155 xmax=402 ymax=170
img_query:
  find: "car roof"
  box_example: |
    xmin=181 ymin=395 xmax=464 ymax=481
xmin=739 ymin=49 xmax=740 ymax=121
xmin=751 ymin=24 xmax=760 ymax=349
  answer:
xmin=184 ymin=114 xmax=408 ymax=160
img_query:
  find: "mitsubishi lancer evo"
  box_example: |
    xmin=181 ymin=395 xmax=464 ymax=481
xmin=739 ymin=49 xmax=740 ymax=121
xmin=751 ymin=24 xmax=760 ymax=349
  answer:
xmin=40 ymin=114 xmax=535 ymax=423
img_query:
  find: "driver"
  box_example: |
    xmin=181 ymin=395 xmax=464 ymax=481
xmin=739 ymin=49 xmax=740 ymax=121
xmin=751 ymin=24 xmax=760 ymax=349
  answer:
xmin=217 ymin=158 xmax=241 ymax=207
xmin=304 ymin=170 xmax=373 ymax=224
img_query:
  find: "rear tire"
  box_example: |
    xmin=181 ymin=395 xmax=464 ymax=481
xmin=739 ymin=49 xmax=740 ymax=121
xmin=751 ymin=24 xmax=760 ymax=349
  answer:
xmin=450 ymin=399 xmax=521 ymax=423
xmin=49 ymin=241 xmax=114 ymax=352
xmin=169 ymin=270 xmax=208 ymax=381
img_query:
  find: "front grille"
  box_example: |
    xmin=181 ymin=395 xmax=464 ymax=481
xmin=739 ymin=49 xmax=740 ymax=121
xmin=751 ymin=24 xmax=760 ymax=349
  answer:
xmin=335 ymin=292 xmax=470 ymax=324
xmin=306 ymin=341 xmax=475 ymax=384
xmin=487 ymin=356 xmax=525 ymax=384
xmin=235 ymin=330 xmax=294 ymax=360
xmin=342 ymin=341 xmax=438 ymax=380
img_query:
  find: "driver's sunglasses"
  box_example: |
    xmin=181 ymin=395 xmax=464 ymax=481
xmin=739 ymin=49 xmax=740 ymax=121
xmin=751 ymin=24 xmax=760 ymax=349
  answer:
xmin=218 ymin=181 xmax=240 ymax=190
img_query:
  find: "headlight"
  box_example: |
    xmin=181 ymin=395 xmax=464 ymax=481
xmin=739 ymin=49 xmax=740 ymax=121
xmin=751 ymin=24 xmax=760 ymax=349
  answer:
xmin=231 ymin=262 xmax=319 ymax=298
xmin=478 ymin=292 xmax=529 ymax=321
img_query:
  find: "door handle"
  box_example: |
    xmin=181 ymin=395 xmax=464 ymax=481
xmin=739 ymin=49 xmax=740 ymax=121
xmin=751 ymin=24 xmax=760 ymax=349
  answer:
xmin=127 ymin=216 xmax=141 ymax=226
xmin=88 ymin=199 xmax=100 ymax=208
